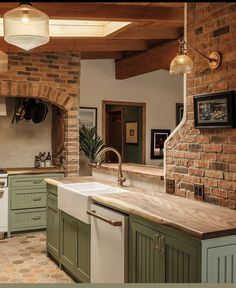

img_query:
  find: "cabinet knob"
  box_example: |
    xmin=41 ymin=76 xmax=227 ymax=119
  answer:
xmin=0 ymin=180 xmax=5 ymax=187
xmin=153 ymin=234 xmax=159 ymax=251
xmin=158 ymin=235 xmax=165 ymax=253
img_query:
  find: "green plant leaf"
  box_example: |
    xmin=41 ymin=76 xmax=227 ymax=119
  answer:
xmin=79 ymin=126 xmax=105 ymax=163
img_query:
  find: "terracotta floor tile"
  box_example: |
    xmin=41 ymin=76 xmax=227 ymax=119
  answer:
xmin=0 ymin=231 xmax=74 ymax=283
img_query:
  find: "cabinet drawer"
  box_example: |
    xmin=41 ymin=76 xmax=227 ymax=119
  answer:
xmin=9 ymin=173 xmax=64 ymax=189
xmin=11 ymin=190 xmax=46 ymax=209
xmin=10 ymin=208 xmax=46 ymax=230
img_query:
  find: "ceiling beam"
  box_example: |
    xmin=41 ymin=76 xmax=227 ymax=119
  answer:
xmin=0 ymin=3 xmax=184 ymax=23
xmin=115 ymin=40 xmax=178 ymax=79
xmin=81 ymin=51 xmax=122 ymax=59
xmin=109 ymin=26 xmax=181 ymax=40
xmin=0 ymin=38 xmax=147 ymax=52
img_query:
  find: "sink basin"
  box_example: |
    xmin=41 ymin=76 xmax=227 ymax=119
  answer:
xmin=58 ymin=182 xmax=127 ymax=224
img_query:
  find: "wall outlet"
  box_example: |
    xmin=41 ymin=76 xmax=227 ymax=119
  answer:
xmin=194 ymin=184 xmax=204 ymax=200
xmin=166 ymin=179 xmax=175 ymax=194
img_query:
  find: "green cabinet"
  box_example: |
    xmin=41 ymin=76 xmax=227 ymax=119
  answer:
xmin=129 ymin=216 xmax=201 ymax=283
xmin=46 ymin=184 xmax=60 ymax=262
xmin=60 ymin=211 xmax=91 ymax=283
xmin=8 ymin=173 xmax=64 ymax=237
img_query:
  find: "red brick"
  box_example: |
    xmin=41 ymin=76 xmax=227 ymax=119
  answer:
xmin=220 ymin=198 xmax=236 ymax=209
xmin=205 ymin=170 xmax=223 ymax=179
xmin=203 ymin=144 xmax=222 ymax=153
xmin=201 ymin=177 xmax=218 ymax=187
xmin=210 ymin=188 xmax=227 ymax=198
xmin=223 ymin=145 xmax=236 ymax=154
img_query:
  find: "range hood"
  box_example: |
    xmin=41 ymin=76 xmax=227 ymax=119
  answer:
xmin=0 ymin=97 xmax=6 ymax=116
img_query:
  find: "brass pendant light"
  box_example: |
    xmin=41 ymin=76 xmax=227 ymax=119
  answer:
xmin=170 ymin=38 xmax=222 ymax=75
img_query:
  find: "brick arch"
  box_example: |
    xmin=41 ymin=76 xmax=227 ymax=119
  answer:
xmin=0 ymin=81 xmax=76 ymax=110
xmin=1 ymin=80 xmax=79 ymax=177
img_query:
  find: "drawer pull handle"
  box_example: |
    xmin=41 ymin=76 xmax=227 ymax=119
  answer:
xmin=153 ymin=234 xmax=159 ymax=251
xmin=33 ymin=197 xmax=41 ymax=201
xmin=33 ymin=180 xmax=42 ymax=184
xmin=158 ymin=235 xmax=165 ymax=253
xmin=87 ymin=210 xmax=122 ymax=227
xmin=32 ymin=216 xmax=41 ymax=220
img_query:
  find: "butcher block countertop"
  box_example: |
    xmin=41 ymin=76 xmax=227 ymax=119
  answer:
xmin=5 ymin=167 xmax=65 ymax=175
xmin=45 ymin=176 xmax=236 ymax=240
xmin=92 ymin=163 xmax=164 ymax=180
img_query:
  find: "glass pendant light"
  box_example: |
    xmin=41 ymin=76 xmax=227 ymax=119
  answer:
xmin=170 ymin=38 xmax=193 ymax=75
xmin=3 ymin=2 xmax=49 ymax=51
xmin=170 ymin=38 xmax=222 ymax=75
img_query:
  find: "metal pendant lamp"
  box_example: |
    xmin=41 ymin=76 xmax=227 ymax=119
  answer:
xmin=3 ymin=2 xmax=49 ymax=51
xmin=170 ymin=38 xmax=222 ymax=75
xmin=170 ymin=38 xmax=193 ymax=75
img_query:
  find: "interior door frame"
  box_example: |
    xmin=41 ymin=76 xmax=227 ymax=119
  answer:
xmin=102 ymin=100 xmax=146 ymax=164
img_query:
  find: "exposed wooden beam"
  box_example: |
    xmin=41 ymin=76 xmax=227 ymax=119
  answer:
xmin=109 ymin=27 xmax=181 ymax=39
xmin=0 ymin=38 xmax=147 ymax=52
xmin=115 ymin=40 xmax=178 ymax=79
xmin=0 ymin=3 xmax=184 ymax=23
xmin=81 ymin=51 xmax=122 ymax=59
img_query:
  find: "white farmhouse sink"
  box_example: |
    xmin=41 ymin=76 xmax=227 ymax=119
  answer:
xmin=58 ymin=182 xmax=127 ymax=224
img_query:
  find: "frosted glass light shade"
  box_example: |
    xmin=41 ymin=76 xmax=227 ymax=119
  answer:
xmin=0 ymin=51 xmax=8 ymax=73
xmin=3 ymin=3 xmax=49 ymax=51
xmin=169 ymin=54 xmax=193 ymax=75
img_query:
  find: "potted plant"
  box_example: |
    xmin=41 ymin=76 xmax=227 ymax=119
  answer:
xmin=79 ymin=126 xmax=105 ymax=174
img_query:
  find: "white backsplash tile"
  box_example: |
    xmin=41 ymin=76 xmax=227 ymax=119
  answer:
xmin=0 ymin=97 xmax=52 ymax=168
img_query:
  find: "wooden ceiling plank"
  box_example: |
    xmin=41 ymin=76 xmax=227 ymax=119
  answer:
xmin=110 ymin=27 xmax=181 ymax=40
xmin=115 ymin=39 xmax=178 ymax=79
xmin=0 ymin=3 xmax=184 ymax=22
xmin=0 ymin=38 xmax=147 ymax=52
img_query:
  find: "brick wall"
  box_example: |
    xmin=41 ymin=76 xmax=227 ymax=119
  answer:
xmin=165 ymin=2 xmax=236 ymax=209
xmin=0 ymin=51 xmax=80 ymax=176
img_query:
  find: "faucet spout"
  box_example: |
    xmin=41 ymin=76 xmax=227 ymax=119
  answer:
xmin=95 ymin=147 xmax=126 ymax=187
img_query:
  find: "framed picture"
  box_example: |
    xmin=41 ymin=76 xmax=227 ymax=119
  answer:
xmin=79 ymin=107 xmax=97 ymax=132
xmin=125 ymin=122 xmax=138 ymax=144
xmin=176 ymin=103 xmax=184 ymax=126
xmin=151 ymin=129 xmax=171 ymax=159
xmin=194 ymin=91 xmax=235 ymax=128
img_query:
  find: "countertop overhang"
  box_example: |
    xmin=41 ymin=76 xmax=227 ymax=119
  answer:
xmin=4 ymin=167 xmax=65 ymax=175
xmin=45 ymin=176 xmax=236 ymax=240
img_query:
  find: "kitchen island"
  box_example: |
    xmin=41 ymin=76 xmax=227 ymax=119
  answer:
xmin=45 ymin=175 xmax=236 ymax=283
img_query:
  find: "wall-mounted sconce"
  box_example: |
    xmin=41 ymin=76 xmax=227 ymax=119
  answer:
xmin=170 ymin=38 xmax=222 ymax=75
xmin=3 ymin=2 xmax=49 ymax=51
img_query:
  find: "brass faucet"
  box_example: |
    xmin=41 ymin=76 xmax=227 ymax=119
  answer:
xmin=95 ymin=147 xmax=126 ymax=187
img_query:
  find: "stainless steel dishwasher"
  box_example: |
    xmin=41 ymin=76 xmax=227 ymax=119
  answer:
xmin=88 ymin=203 xmax=128 ymax=283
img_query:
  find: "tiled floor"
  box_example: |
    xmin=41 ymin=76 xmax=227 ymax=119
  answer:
xmin=0 ymin=231 xmax=74 ymax=283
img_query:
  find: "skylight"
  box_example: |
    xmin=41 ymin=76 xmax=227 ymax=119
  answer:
xmin=0 ymin=18 xmax=131 ymax=37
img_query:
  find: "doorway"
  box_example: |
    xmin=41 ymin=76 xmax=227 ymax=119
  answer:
xmin=103 ymin=101 xmax=146 ymax=164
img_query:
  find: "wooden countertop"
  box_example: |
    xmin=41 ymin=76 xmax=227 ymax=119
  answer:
xmin=45 ymin=176 xmax=236 ymax=240
xmin=5 ymin=167 xmax=65 ymax=175
xmin=92 ymin=163 xmax=164 ymax=180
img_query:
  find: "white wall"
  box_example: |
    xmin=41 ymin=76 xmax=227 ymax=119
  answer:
xmin=0 ymin=98 xmax=52 ymax=168
xmin=80 ymin=60 xmax=183 ymax=165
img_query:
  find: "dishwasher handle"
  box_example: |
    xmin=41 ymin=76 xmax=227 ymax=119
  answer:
xmin=87 ymin=210 xmax=122 ymax=227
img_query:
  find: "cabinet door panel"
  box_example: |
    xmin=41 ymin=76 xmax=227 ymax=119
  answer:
xmin=129 ymin=220 xmax=161 ymax=283
xmin=60 ymin=212 xmax=76 ymax=270
xmin=75 ymin=220 xmax=91 ymax=283
xmin=163 ymin=233 xmax=200 ymax=283
xmin=207 ymin=245 xmax=236 ymax=283
xmin=47 ymin=204 xmax=59 ymax=260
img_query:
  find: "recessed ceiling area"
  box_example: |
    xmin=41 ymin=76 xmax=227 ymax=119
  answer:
xmin=0 ymin=18 xmax=131 ymax=37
